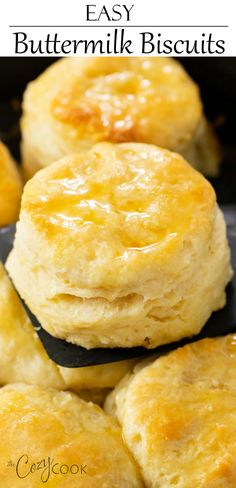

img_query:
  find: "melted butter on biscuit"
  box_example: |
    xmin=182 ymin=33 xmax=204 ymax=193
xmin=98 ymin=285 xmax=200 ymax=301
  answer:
xmin=23 ymin=143 xmax=215 ymax=257
xmin=51 ymin=58 xmax=202 ymax=149
xmin=109 ymin=335 xmax=236 ymax=487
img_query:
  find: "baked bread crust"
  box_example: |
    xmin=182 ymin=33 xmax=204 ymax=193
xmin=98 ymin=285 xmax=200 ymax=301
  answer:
xmin=0 ymin=141 xmax=22 ymax=226
xmin=105 ymin=335 xmax=236 ymax=488
xmin=21 ymin=57 xmax=219 ymax=178
xmin=0 ymin=383 xmax=143 ymax=487
xmin=7 ymin=143 xmax=232 ymax=348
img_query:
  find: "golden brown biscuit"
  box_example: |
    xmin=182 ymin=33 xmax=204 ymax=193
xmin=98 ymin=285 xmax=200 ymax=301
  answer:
xmin=105 ymin=334 xmax=236 ymax=488
xmin=77 ymin=388 xmax=111 ymax=406
xmin=0 ymin=383 xmax=143 ymax=487
xmin=0 ymin=263 xmax=135 ymax=394
xmin=0 ymin=263 xmax=64 ymax=389
xmin=59 ymin=359 xmax=137 ymax=394
xmin=7 ymin=143 xmax=232 ymax=349
xmin=21 ymin=57 xmax=220 ymax=179
xmin=0 ymin=141 xmax=22 ymax=226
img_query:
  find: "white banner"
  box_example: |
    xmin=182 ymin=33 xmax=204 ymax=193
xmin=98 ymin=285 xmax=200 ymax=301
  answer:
xmin=0 ymin=0 xmax=235 ymax=56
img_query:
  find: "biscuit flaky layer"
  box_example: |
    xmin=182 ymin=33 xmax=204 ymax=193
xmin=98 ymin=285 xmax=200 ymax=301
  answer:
xmin=7 ymin=143 xmax=232 ymax=349
xmin=0 ymin=383 xmax=143 ymax=487
xmin=0 ymin=141 xmax=22 ymax=226
xmin=0 ymin=263 xmax=135 ymax=394
xmin=21 ymin=56 xmax=219 ymax=178
xmin=105 ymin=334 xmax=236 ymax=488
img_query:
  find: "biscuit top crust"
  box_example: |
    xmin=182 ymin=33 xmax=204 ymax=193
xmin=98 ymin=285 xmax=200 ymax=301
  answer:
xmin=0 ymin=383 xmax=143 ymax=487
xmin=115 ymin=335 xmax=236 ymax=486
xmin=50 ymin=57 xmax=202 ymax=150
xmin=0 ymin=141 xmax=22 ymax=225
xmin=21 ymin=143 xmax=215 ymax=289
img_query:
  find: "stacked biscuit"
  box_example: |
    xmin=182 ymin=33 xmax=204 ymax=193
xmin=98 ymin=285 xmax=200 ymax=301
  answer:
xmin=0 ymin=141 xmax=22 ymax=226
xmin=0 ymin=57 xmax=235 ymax=487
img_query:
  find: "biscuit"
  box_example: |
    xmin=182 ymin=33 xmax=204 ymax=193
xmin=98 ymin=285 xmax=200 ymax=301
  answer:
xmin=0 ymin=383 xmax=143 ymax=487
xmin=21 ymin=57 xmax=220 ymax=179
xmin=7 ymin=143 xmax=232 ymax=349
xmin=0 ymin=263 xmax=64 ymax=389
xmin=59 ymin=359 xmax=137 ymax=394
xmin=105 ymin=334 xmax=236 ymax=488
xmin=0 ymin=263 xmax=134 ymax=394
xmin=76 ymin=388 xmax=111 ymax=406
xmin=0 ymin=141 xmax=22 ymax=226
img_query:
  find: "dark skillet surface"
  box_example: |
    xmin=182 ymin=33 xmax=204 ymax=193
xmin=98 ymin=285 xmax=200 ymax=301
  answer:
xmin=0 ymin=58 xmax=236 ymax=367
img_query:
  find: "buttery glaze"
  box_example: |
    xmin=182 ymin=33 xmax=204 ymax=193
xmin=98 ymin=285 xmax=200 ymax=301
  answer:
xmin=8 ymin=142 xmax=231 ymax=349
xmin=107 ymin=335 xmax=236 ymax=487
xmin=22 ymin=56 xmax=221 ymax=180
xmin=0 ymin=141 xmax=22 ymax=226
xmin=0 ymin=263 xmax=64 ymax=389
xmin=24 ymin=143 xmax=215 ymax=258
xmin=0 ymin=384 xmax=143 ymax=487
xmin=51 ymin=57 xmax=202 ymax=149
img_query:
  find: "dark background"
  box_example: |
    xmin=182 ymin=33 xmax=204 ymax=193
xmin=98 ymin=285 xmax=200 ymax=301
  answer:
xmin=0 ymin=57 xmax=236 ymax=202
